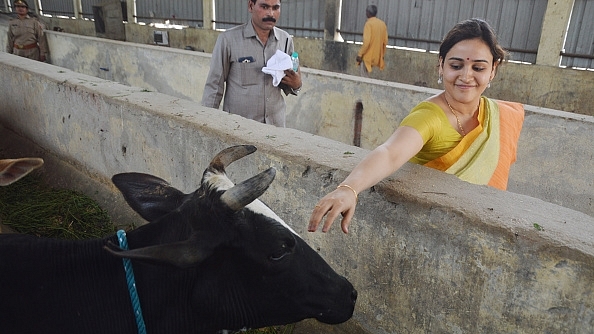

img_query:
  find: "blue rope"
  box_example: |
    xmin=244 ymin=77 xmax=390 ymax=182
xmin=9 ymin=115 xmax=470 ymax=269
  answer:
xmin=117 ymin=230 xmax=147 ymax=334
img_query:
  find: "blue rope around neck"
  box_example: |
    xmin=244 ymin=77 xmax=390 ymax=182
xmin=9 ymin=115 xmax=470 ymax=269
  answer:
xmin=117 ymin=230 xmax=147 ymax=334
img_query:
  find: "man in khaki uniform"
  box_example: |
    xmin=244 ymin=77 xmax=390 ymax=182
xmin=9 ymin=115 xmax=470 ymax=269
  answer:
xmin=6 ymin=0 xmax=48 ymax=62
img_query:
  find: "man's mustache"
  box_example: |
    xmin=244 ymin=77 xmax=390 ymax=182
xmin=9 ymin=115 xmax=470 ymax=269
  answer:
xmin=263 ymin=17 xmax=276 ymax=23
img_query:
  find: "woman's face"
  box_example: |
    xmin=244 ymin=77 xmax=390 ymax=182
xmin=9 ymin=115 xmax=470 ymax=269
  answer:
xmin=440 ymin=38 xmax=497 ymax=104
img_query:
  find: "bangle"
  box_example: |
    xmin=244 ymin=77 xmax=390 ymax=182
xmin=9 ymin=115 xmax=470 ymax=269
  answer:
xmin=337 ymin=184 xmax=358 ymax=202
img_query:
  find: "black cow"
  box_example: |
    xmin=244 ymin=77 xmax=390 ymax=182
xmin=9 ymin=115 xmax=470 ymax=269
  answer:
xmin=0 ymin=145 xmax=356 ymax=333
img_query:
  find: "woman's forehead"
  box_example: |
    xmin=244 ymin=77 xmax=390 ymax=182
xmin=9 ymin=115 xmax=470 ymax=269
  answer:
xmin=447 ymin=39 xmax=492 ymax=62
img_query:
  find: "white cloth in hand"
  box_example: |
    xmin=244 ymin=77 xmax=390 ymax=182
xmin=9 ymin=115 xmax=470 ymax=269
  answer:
xmin=262 ymin=50 xmax=293 ymax=87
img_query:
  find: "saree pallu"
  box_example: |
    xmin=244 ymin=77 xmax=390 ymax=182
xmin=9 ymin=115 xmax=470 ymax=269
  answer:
xmin=424 ymin=97 xmax=524 ymax=190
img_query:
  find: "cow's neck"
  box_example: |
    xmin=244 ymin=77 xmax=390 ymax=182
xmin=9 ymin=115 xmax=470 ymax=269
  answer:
xmin=0 ymin=233 xmax=198 ymax=332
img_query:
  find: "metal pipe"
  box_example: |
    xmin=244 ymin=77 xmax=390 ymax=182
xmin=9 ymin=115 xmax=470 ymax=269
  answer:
xmin=353 ymin=100 xmax=363 ymax=147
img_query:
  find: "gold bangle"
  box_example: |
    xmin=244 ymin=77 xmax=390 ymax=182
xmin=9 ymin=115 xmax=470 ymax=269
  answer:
xmin=337 ymin=184 xmax=358 ymax=202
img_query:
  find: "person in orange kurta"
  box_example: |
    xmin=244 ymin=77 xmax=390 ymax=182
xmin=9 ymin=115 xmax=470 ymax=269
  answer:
xmin=309 ymin=18 xmax=525 ymax=234
xmin=356 ymin=5 xmax=388 ymax=77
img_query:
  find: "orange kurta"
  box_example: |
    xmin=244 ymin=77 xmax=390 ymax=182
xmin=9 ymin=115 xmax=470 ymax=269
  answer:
xmin=358 ymin=17 xmax=388 ymax=73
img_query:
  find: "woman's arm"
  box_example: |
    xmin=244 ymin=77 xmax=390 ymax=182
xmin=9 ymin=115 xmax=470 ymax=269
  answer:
xmin=308 ymin=126 xmax=424 ymax=233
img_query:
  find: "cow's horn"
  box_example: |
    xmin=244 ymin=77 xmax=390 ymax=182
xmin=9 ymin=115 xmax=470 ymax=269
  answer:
xmin=220 ymin=167 xmax=276 ymax=211
xmin=208 ymin=145 xmax=257 ymax=173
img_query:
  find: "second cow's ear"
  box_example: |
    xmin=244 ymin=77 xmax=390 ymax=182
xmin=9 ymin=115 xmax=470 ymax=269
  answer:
xmin=0 ymin=157 xmax=44 ymax=186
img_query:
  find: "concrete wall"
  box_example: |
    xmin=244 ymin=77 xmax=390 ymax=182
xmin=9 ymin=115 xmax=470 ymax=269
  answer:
xmin=1 ymin=53 xmax=594 ymax=334
xmin=1 ymin=29 xmax=592 ymax=219
xmin=26 ymin=15 xmax=594 ymax=117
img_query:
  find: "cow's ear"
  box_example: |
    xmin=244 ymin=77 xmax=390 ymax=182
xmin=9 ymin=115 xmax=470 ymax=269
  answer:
xmin=112 ymin=173 xmax=188 ymax=222
xmin=104 ymin=237 xmax=213 ymax=268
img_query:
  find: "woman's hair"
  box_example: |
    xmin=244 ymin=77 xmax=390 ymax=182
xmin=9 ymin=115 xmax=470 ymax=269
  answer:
xmin=439 ymin=18 xmax=508 ymax=65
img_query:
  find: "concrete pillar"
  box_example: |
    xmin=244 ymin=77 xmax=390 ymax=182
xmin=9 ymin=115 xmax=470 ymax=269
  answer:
xmin=536 ymin=0 xmax=574 ymax=67
xmin=125 ymin=0 xmax=136 ymax=24
xmin=72 ymin=0 xmax=82 ymax=19
xmin=324 ymin=0 xmax=341 ymax=41
xmin=31 ymin=0 xmax=40 ymax=15
xmin=202 ymin=0 xmax=213 ymax=30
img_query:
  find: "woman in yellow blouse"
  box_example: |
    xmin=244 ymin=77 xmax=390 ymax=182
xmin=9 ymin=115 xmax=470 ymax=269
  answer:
xmin=309 ymin=18 xmax=525 ymax=234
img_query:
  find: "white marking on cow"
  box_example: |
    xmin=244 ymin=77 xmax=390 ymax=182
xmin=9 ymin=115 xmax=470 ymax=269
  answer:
xmin=205 ymin=172 xmax=299 ymax=236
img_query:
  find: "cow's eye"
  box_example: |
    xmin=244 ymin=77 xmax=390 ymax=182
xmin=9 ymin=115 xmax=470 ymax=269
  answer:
xmin=269 ymin=242 xmax=292 ymax=261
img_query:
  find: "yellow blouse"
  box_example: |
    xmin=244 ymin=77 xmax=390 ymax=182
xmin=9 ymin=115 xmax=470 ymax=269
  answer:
xmin=400 ymin=100 xmax=485 ymax=165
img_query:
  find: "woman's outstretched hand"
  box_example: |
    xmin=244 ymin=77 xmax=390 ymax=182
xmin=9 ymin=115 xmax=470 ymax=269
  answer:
xmin=308 ymin=186 xmax=358 ymax=234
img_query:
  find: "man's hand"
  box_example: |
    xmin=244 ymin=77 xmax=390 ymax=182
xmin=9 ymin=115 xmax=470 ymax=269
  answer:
xmin=281 ymin=68 xmax=302 ymax=90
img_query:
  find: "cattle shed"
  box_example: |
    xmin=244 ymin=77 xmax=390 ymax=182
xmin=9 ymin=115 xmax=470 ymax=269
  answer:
xmin=1 ymin=52 xmax=594 ymax=333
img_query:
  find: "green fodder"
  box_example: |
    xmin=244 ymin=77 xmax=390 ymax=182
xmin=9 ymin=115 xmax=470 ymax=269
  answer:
xmin=0 ymin=175 xmax=115 ymax=239
xmin=241 ymin=324 xmax=295 ymax=334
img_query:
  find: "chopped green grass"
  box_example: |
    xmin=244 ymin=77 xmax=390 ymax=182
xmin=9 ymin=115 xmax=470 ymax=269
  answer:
xmin=0 ymin=175 xmax=115 ymax=239
xmin=241 ymin=324 xmax=295 ymax=334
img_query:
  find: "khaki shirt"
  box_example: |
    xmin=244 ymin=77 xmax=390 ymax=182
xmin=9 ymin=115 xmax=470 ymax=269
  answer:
xmin=7 ymin=15 xmax=48 ymax=60
xmin=201 ymin=21 xmax=295 ymax=127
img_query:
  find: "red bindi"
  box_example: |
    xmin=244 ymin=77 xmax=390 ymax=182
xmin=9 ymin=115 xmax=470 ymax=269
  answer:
xmin=467 ymin=58 xmax=470 ymax=60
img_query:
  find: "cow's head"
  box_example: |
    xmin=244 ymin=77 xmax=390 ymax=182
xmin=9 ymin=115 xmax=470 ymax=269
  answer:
xmin=105 ymin=145 xmax=356 ymax=329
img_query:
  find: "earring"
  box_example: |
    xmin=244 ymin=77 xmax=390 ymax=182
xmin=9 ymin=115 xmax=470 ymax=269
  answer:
xmin=437 ymin=75 xmax=443 ymax=85
xmin=487 ymin=81 xmax=491 ymax=88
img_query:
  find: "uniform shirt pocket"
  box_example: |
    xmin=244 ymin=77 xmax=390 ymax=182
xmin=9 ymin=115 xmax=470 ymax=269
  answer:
xmin=238 ymin=56 xmax=261 ymax=86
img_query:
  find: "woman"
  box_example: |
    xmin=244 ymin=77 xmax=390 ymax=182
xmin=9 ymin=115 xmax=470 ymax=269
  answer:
xmin=308 ymin=18 xmax=524 ymax=234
